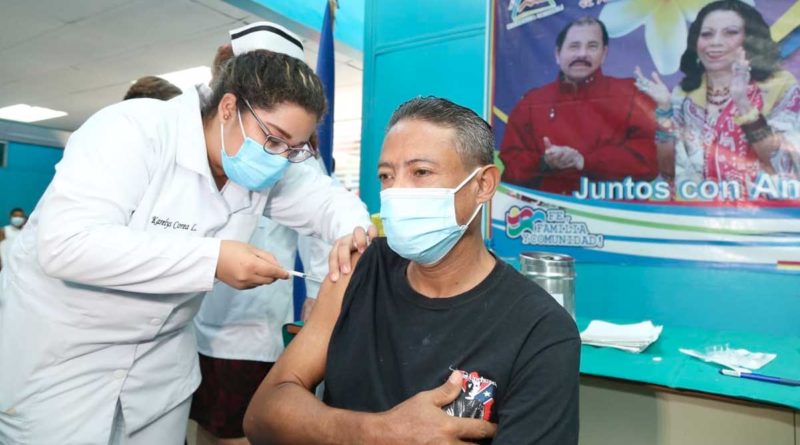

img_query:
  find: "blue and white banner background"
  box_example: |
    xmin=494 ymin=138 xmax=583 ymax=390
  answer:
xmin=487 ymin=0 xmax=800 ymax=272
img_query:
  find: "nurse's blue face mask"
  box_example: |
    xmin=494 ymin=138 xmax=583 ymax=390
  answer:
xmin=380 ymin=167 xmax=485 ymax=266
xmin=219 ymin=99 xmax=316 ymax=191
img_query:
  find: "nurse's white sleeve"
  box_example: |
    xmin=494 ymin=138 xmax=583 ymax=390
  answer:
xmin=264 ymin=160 xmax=370 ymax=243
xmin=297 ymin=234 xmax=331 ymax=298
xmin=36 ymin=106 xmax=220 ymax=294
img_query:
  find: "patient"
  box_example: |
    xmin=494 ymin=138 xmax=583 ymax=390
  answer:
xmin=244 ymin=97 xmax=580 ymax=445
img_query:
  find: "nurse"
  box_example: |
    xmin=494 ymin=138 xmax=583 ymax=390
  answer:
xmin=0 ymin=46 xmax=369 ymax=443
xmin=190 ymin=23 xmax=338 ymax=445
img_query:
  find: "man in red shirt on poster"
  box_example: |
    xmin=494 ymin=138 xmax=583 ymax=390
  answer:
xmin=499 ymin=17 xmax=658 ymax=195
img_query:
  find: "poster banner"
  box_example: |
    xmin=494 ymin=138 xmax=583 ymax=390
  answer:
xmin=487 ymin=0 xmax=800 ymax=272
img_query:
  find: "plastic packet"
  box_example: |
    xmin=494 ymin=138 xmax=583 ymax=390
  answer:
xmin=679 ymin=344 xmax=776 ymax=371
xmin=442 ymin=370 xmax=497 ymax=421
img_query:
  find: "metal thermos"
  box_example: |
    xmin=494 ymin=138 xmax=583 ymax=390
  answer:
xmin=519 ymin=252 xmax=575 ymax=319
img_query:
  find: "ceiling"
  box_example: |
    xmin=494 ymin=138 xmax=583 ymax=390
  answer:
xmin=0 ymin=0 xmax=363 ymax=132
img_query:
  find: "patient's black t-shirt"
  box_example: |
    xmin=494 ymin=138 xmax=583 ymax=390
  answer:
xmin=323 ymin=238 xmax=580 ymax=445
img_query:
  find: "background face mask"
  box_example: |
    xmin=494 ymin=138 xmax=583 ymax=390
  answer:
xmin=220 ymin=110 xmax=289 ymax=191
xmin=380 ymin=168 xmax=484 ymax=265
xmin=10 ymin=216 xmax=25 ymax=227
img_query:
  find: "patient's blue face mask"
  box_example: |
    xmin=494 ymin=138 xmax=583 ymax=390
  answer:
xmin=220 ymin=109 xmax=289 ymax=191
xmin=380 ymin=167 xmax=484 ymax=265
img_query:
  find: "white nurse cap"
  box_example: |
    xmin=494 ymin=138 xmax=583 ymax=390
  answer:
xmin=229 ymin=21 xmax=305 ymax=61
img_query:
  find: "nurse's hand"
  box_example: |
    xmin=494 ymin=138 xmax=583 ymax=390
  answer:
xmin=328 ymin=225 xmax=378 ymax=282
xmin=216 ymin=240 xmax=290 ymax=289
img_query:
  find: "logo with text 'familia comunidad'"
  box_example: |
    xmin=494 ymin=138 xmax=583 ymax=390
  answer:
xmin=505 ymin=206 xmax=604 ymax=248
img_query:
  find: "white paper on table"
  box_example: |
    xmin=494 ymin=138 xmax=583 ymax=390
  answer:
xmin=580 ymin=320 xmax=664 ymax=353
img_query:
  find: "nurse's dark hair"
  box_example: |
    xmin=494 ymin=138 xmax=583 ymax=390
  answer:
xmin=386 ymin=97 xmax=495 ymax=168
xmin=679 ymin=0 xmax=779 ymax=92
xmin=201 ymin=50 xmax=325 ymax=122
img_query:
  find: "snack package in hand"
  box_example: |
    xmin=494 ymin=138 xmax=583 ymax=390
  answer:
xmin=443 ymin=370 xmax=496 ymax=421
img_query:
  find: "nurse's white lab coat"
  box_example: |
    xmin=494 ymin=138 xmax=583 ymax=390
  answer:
xmin=0 ymin=88 xmax=368 ymax=442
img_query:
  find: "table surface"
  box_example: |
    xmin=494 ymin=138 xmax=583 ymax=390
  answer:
xmin=284 ymin=318 xmax=799 ymax=409
xmin=577 ymin=318 xmax=800 ymax=410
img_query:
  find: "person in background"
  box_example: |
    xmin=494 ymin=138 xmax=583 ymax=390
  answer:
xmin=500 ymin=17 xmax=657 ymax=195
xmin=0 ymin=208 xmax=27 ymax=270
xmin=244 ymin=97 xmax=580 ymax=445
xmin=123 ymin=76 xmax=182 ymax=101
xmin=189 ymin=22 xmax=334 ymax=445
xmin=634 ymin=0 xmax=799 ymax=193
xmin=0 ymin=41 xmax=369 ymax=443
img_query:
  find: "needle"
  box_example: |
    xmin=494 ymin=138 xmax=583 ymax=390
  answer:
xmin=287 ymin=270 xmax=324 ymax=283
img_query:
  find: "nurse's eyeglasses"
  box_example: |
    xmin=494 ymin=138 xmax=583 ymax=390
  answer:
xmin=243 ymin=99 xmax=317 ymax=163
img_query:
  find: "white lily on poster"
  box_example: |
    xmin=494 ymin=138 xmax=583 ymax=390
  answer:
xmin=598 ymin=0 xmax=756 ymax=74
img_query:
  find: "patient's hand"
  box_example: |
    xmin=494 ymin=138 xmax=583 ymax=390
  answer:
xmin=366 ymin=371 xmax=497 ymax=444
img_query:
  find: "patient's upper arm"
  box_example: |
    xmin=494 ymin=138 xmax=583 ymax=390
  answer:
xmin=257 ymin=250 xmax=363 ymax=392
